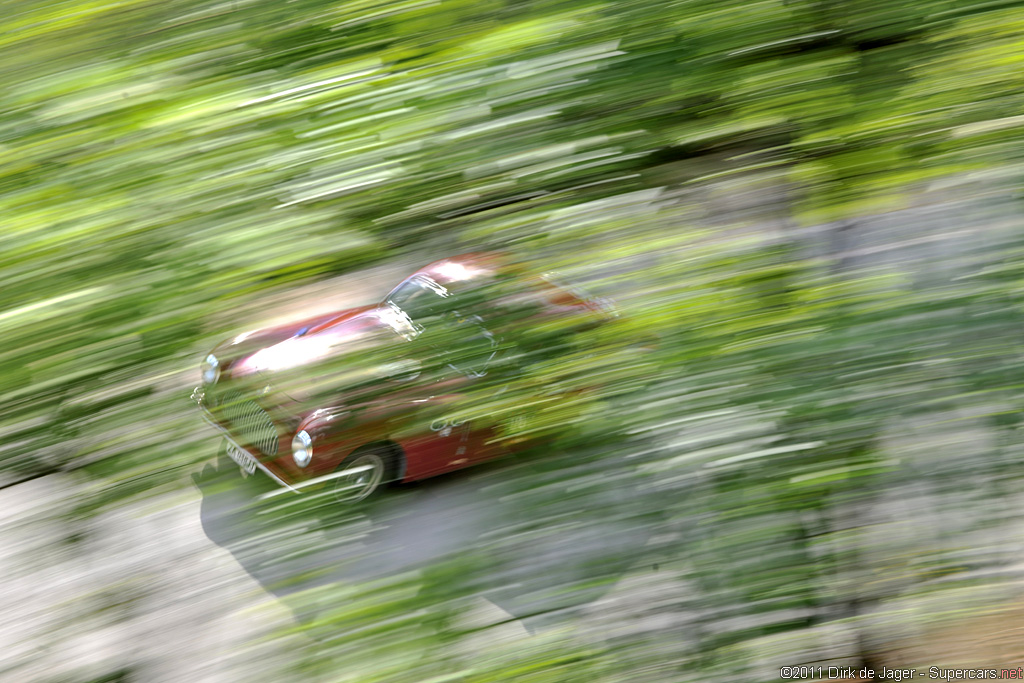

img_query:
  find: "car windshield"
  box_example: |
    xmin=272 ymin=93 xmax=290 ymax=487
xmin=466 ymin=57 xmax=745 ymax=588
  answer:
xmin=385 ymin=277 xmax=450 ymax=327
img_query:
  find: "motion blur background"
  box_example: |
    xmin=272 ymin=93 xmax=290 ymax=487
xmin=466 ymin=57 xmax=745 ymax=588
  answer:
xmin=3 ymin=0 xmax=1024 ymax=680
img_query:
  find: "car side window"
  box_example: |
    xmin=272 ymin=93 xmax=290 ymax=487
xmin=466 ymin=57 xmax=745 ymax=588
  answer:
xmin=438 ymin=313 xmax=497 ymax=378
xmin=385 ymin=275 xmax=501 ymax=377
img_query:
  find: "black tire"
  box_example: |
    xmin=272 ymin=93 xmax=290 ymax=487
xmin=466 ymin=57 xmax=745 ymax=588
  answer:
xmin=331 ymin=444 xmax=400 ymax=503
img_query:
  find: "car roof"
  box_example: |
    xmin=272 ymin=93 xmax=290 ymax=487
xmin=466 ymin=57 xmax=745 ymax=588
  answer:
xmin=412 ymin=252 xmax=509 ymax=288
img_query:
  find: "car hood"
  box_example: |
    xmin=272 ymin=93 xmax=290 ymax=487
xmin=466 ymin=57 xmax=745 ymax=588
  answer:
xmin=210 ymin=305 xmax=411 ymax=401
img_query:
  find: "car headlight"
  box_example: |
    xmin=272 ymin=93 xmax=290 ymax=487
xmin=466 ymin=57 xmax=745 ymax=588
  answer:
xmin=292 ymin=430 xmax=312 ymax=468
xmin=201 ymin=354 xmax=220 ymax=385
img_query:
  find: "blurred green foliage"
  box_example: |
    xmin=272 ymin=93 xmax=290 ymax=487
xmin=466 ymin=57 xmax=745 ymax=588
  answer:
xmin=3 ymin=0 xmax=1024 ymax=679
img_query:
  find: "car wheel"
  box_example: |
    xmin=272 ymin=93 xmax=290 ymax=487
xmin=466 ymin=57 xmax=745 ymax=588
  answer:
xmin=331 ymin=446 xmax=394 ymax=503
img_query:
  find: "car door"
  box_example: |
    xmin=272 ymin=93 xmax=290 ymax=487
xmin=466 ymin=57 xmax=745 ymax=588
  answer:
xmin=399 ymin=311 xmax=505 ymax=478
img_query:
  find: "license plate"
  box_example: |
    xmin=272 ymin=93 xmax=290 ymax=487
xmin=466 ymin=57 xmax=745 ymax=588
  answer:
xmin=226 ymin=444 xmax=258 ymax=476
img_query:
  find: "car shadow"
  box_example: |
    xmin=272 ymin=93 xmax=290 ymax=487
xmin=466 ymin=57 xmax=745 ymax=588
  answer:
xmin=192 ymin=447 xmax=655 ymax=633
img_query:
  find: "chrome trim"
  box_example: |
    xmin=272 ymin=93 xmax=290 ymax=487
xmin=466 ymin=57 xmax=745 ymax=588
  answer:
xmin=194 ymin=387 xmax=299 ymax=494
xmin=257 ymin=465 xmax=376 ymax=500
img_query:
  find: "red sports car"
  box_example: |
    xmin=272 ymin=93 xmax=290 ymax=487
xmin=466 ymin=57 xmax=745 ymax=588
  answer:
xmin=192 ymin=253 xmax=614 ymax=501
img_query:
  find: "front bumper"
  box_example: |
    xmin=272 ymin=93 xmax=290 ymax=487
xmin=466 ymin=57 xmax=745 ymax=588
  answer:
xmin=192 ymin=387 xmax=299 ymax=494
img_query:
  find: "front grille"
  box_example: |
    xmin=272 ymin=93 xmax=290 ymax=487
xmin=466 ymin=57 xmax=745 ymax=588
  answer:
xmin=216 ymin=391 xmax=279 ymax=457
